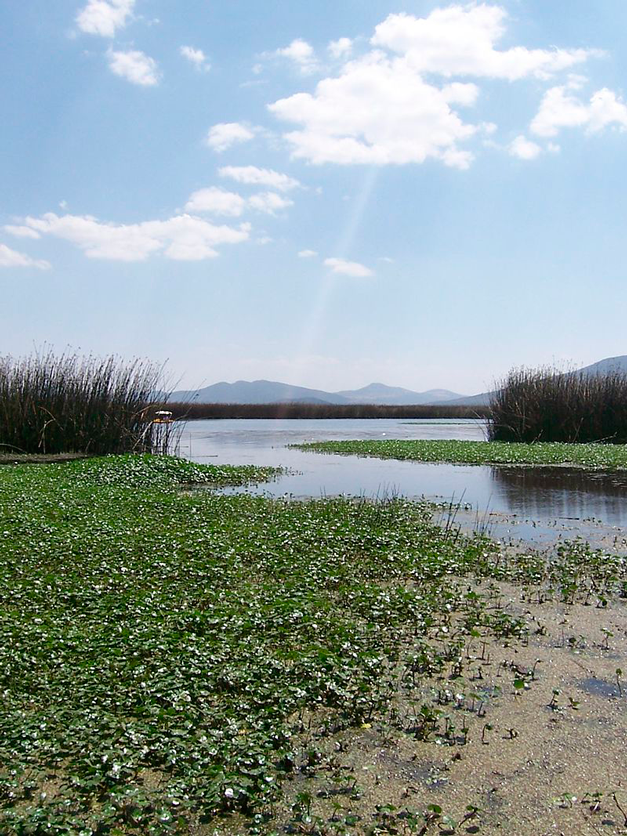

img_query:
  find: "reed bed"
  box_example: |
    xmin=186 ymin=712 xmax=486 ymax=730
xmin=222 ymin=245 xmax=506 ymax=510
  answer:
xmin=0 ymin=350 xmax=168 ymax=455
xmin=488 ymin=367 xmax=627 ymax=444
xmin=166 ymin=401 xmax=489 ymax=420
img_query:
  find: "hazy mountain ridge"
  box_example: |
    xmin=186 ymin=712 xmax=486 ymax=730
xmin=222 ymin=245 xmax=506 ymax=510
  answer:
xmin=336 ymin=383 xmax=462 ymax=405
xmin=170 ymin=379 xmax=465 ymax=405
xmin=169 ymin=357 xmax=627 ymax=406
xmin=448 ymin=355 xmax=627 ymax=406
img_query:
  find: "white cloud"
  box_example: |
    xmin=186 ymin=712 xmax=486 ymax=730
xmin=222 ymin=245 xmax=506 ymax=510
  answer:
xmin=531 ymin=85 xmax=627 ymax=138
xmin=185 ymin=187 xmax=246 ymax=216
xmin=3 ymin=225 xmax=41 ymax=239
xmin=275 ymin=39 xmax=319 ymax=75
xmin=255 ymin=236 xmax=273 ymax=245
xmin=270 ymin=52 xmax=479 ymax=167
xmin=324 ymin=257 xmax=373 ymax=277
xmin=218 ymin=165 xmax=300 ymax=192
xmin=298 ymin=249 xmax=318 ymax=258
xmin=180 ymin=45 xmax=210 ymax=71
xmin=19 ymin=212 xmax=250 ymax=262
xmin=328 ymin=38 xmax=353 ymax=59
xmin=76 ymin=0 xmax=134 ymax=37
xmin=248 ymin=192 xmax=293 ymax=215
xmin=441 ymin=81 xmax=479 ymax=106
xmin=107 ymin=49 xmax=159 ymax=86
xmin=0 ymin=243 xmax=50 ymax=270
xmin=371 ymin=5 xmax=594 ymax=81
xmin=183 ymin=185 xmax=295 ymax=218
xmin=509 ymin=135 xmax=542 ymax=160
xmin=206 ymin=122 xmax=256 ymax=152
xmin=268 ymin=4 xmax=599 ymax=168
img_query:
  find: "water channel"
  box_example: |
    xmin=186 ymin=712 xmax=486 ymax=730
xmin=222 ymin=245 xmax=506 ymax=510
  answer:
xmin=181 ymin=418 xmax=627 ymax=549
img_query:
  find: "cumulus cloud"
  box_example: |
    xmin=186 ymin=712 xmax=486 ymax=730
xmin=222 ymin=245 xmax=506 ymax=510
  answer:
xmin=17 ymin=212 xmax=250 ymax=262
xmin=180 ymin=45 xmax=210 ymax=71
xmin=185 ymin=187 xmax=246 ymax=216
xmin=270 ymin=52 xmax=480 ymax=167
xmin=328 ymin=38 xmax=353 ymax=59
xmin=274 ymin=39 xmax=319 ymax=74
xmin=531 ymin=85 xmax=627 ymax=137
xmin=107 ymin=49 xmax=159 ymax=86
xmin=371 ymin=5 xmax=594 ymax=81
xmin=206 ymin=122 xmax=256 ymax=152
xmin=509 ymin=135 xmax=542 ymax=160
xmin=248 ymin=192 xmax=293 ymax=215
xmin=0 ymin=243 xmax=50 ymax=270
xmin=324 ymin=257 xmax=373 ymax=277
xmin=298 ymin=249 xmax=318 ymax=258
xmin=268 ymin=3 xmax=599 ymax=168
xmin=184 ymin=185 xmax=294 ymax=218
xmin=76 ymin=0 xmax=134 ymax=37
xmin=218 ymin=165 xmax=300 ymax=191
xmin=3 ymin=225 xmax=41 ymax=239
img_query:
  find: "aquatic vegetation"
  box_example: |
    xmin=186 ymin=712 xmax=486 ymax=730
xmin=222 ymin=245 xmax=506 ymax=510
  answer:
xmin=296 ymin=438 xmax=627 ymax=470
xmin=489 ymin=365 xmax=627 ymax=443
xmin=0 ymin=455 xmax=624 ymax=833
xmin=0 ymin=349 xmax=169 ymax=455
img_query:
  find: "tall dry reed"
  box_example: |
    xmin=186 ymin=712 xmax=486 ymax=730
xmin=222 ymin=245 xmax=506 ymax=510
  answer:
xmin=489 ymin=366 xmax=627 ymax=443
xmin=0 ymin=350 xmax=166 ymax=455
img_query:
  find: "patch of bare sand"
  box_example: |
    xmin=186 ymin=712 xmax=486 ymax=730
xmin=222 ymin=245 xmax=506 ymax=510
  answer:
xmin=273 ymin=590 xmax=627 ymax=835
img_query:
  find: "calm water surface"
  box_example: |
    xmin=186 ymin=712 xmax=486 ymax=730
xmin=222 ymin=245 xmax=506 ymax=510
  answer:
xmin=181 ymin=419 xmax=627 ymax=545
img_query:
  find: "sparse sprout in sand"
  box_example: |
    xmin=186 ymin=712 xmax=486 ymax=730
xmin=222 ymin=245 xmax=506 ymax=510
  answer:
xmin=601 ymin=627 xmax=614 ymax=650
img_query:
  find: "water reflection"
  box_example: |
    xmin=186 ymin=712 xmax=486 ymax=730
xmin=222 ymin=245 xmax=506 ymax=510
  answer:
xmin=489 ymin=466 xmax=627 ymax=524
xmin=182 ymin=418 xmax=627 ymax=542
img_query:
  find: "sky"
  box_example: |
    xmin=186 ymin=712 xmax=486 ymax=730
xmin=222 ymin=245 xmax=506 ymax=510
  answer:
xmin=2 ymin=0 xmax=627 ymax=395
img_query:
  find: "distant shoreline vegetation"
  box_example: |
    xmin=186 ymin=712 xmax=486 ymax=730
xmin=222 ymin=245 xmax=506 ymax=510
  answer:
xmin=0 ymin=350 xmax=173 ymax=456
xmin=296 ymin=439 xmax=627 ymax=470
xmin=489 ymin=366 xmax=627 ymax=444
xmin=165 ymin=402 xmax=490 ymax=420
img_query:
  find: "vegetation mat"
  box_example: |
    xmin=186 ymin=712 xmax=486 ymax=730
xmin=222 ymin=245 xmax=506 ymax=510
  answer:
xmin=295 ymin=439 xmax=627 ymax=470
xmin=0 ymin=455 xmax=626 ymax=835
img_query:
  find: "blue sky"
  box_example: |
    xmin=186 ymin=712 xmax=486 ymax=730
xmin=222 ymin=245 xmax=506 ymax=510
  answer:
xmin=2 ymin=0 xmax=627 ymax=394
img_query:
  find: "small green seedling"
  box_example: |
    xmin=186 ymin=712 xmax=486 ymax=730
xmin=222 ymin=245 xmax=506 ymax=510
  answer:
xmin=582 ymin=791 xmax=604 ymax=814
xmin=556 ymin=792 xmax=577 ymax=808
xmin=513 ymin=678 xmax=526 ymax=695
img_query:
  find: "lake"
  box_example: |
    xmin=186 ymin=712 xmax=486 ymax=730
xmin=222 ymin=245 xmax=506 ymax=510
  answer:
xmin=180 ymin=418 xmax=627 ymax=547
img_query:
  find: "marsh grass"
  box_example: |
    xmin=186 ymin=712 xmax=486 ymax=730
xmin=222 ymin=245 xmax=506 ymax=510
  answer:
xmin=0 ymin=455 xmax=625 ymax=833
xmin=0 ymin=350 xmax=169 ymax=455
xmin=489 ymin=367 xmax=627 ymax=444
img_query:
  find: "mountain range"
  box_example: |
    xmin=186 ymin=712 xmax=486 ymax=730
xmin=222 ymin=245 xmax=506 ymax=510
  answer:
xmin=170 ymin=356 xmax=627 ymax=406
xmin=448 ymin=354 xmax=627 ymax=405
xmin=169 ymin=380 xmax=464 ymax=406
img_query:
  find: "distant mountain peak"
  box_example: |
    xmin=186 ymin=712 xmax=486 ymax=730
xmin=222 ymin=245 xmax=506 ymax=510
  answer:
xmin=169 ymin=378 xmax=466 ymax=406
